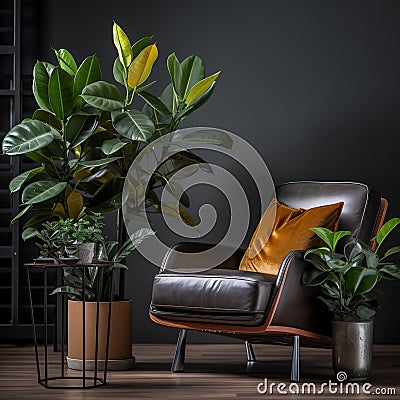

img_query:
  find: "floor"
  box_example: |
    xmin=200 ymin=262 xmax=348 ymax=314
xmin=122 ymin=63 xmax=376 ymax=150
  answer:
xmin=0 ymin=343 xmax=399 ymax=399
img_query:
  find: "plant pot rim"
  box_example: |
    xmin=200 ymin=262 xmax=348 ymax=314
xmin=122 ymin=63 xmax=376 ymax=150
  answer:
xmin=331 ymin=318 xmax=374 ymax=324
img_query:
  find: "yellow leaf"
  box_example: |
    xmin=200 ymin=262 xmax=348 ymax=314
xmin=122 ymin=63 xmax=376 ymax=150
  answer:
xmin=113 ymin=22 xmax=133 ymax=68
xmin=128 ymin=44 xmax=158 ymax=88
xmin=53 ymin=203 xmax=66 ymax=218
xmin=67 ymin=190 xmax=84 ymax=219
xmin=96 ymin=171 xmax=116 ymax=183
xmin=73 ymin=145 xmax=81 ymax=158
xmin=185 ymin=71 xmax=220 ymax=106
xmin=154 ymin=203 xmax=196 ymax=227
xmin=73 ymin=168 xmax=93 ymax=181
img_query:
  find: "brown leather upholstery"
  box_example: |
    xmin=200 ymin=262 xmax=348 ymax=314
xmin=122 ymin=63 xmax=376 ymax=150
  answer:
xmin=151 ymin=268 xmax=275 ymax=325
xmin=277 ymin=181 xmax=382 ymax=251
xmin=150 ymin=181 xmax=385 ymax=345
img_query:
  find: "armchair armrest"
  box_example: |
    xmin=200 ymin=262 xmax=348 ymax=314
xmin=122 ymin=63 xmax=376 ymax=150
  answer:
xmin=160 ymin=242 xmax=246 ymax=272
xmin=269 ymin=250 xmax=331 ymax=337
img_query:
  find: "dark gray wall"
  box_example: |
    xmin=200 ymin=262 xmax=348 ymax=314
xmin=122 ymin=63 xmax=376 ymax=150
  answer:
xmin=36 ymin=0 xmax=400 ymax=343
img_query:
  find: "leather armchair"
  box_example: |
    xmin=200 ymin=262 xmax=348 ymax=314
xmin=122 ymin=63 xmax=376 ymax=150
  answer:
xmin=150 ymin=181 xmax=388 ymax=380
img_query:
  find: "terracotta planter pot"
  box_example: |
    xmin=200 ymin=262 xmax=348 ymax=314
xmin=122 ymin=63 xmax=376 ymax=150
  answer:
xmin=67 ymin=299 xmax=135 ymax=370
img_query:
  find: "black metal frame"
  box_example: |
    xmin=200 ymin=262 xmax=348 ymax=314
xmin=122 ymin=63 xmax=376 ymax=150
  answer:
xmin=26 ymin=262 xmax=113 ymax=389
xmin=171 ymin=329 xmax=301 ymax=382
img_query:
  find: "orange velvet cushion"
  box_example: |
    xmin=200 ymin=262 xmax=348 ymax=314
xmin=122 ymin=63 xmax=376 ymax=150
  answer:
xmin=239 ymin=200 xmax=344 ymax=275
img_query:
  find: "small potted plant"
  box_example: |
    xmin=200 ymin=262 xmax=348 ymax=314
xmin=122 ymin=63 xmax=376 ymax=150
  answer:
xmin=51 ymin=224 xmax=154 ymax=370
xmin=302 ymin=218 xmax=400 ymax=381
xmin=24 ymin=221 xmax=64 ymax=262
xmin=57 ymin=213 xmax=105 ymax=263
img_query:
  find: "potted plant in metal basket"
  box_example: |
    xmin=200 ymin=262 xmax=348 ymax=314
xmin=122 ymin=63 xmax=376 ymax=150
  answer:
xmin=302 ymin=218 xmax=400 ymax=381
xmin=1 ymin=21 xmax=222 ymax=371
xmin=52 ymin=227 xmax=154 ymax=371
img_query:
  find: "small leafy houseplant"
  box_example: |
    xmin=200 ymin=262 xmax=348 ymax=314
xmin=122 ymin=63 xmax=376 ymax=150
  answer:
xmin=28 ymin=221 xmax=64 ymax=259
xmin=303 ymin=218 xmax=400 ymax=380
xmin=303 ymin=218 xmax=400 ymax=321
xmin=51 ymin=228 xmax=154 ymax=301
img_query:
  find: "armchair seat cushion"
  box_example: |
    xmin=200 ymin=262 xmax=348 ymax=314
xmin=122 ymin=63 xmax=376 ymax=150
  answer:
xmin=150 ymin=269 xmax=275 ymax=326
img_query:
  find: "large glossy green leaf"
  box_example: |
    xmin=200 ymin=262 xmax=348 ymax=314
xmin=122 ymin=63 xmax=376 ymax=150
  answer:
xmin=131 ymin=36 xmax=153 ymax=59
xmin=81 ymin=81 xmax=124 ymax=111
xmin=382 ymin=246 xmax=400 ymax=260
xmin=114 ymin=228 xmax=155 ymax=262
xmin=32 ymin=61 xmax=53 ymax=112
xmin=310 ymin=227 xmax=351 ymax=253
xmin=78 ymin=157 xmax=121 ymax=168
xmin=24 ymin=150 xmax=52 ymax=164
xmin=180 ymin=55 xmax=204 ymax=99
xmin=32 ymin=109 xmax=62 ymax=130
xmin=186 ymin=71 xmax=220 ymax=105
xmin=2 ymin=120 xmax=56 ymax=155
xmin=113 ymin=57 xmax=126 ymax=86
xmin=356 ymin=305 xmax=376 ymax=320
xmin=87 ymin=177 xmax=125 ymax=212
xmin=302 ymin=269 xmax=330 ymax=286
xmin=318 ymin=296 xmax=339 ymax=312
xmin=101 ymin=138 xmax=128 ymax=155
xmin=113 ymin=22 xmax=133 ymax=68
xmin=160 ymin=83 xmax=176 ymax=113
xmin=321 ymin=279 xmax=340 ymax=298
xmin=167 ymin=52 xmax=181 ymax=95
xmin=65 ymin=113 xmax=98 ymax=147
xmin=11 ymin=205 xmax=33 ymax=224
xmin=379 ymin=264 xmax=400 ymax=279
xmin=128 ymin=44 xmax=158 ymax=88
xmin=344 ymin=241 xmax=364 ymax=262
xmin=376 ymin=218 xmax=400 ymax=251
xmin=22 ymin=180 xmax=67 ymax=205
xmin=332 ymin=231 xmax=352 ymax=253
xmin=74 ymin=55 xmax=102 ymax=97
xmin=176 ymin=84 xmax=215 ymax=121
xmin=173 ymin=128 xmax=233 ymax=148
xmin=135 ymin=80 xmax=156 ymax=93
xmin=54 ymin=48 xmax=77 ymax=76
xmin=21 ymin=226 xmax=40 ymax=241
xmin=48 ymin=67 xmax=75 ymax=119
xmin=138 ymin=91 xmax=172 ymax=115
xmin=304 ymin=247 xmax=331 ymax=258
xmin=9 ymin=167 xmax=44 ymax=193
xmin=345 ymin=267 xmax=379 ymax=295
xmin=112 ymin=109 xmax=155 ymax=141
xmin=303 ymin=256 xmax=330 ymax=272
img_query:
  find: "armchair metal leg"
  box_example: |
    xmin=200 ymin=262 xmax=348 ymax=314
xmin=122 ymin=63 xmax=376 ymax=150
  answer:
xmin=290 ymin=335 xmax=300 ymax=382
xmin=171 ymin=329 xmax=187 ymax=373
xmin=245 ymin=341 xmax=256 ymax=362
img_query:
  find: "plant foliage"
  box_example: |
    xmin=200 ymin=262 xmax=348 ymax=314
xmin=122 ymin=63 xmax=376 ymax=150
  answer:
xmin=303 ymin=219 xmax=400 ymax=320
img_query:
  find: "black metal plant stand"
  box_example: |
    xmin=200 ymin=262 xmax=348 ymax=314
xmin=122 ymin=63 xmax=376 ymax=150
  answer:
xmin=25 ymin=261 xmax=113 ymax=389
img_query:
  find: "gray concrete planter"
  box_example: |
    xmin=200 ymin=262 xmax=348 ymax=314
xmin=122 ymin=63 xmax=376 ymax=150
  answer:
xmin=332 ymin=319 xmax=374 ymax=381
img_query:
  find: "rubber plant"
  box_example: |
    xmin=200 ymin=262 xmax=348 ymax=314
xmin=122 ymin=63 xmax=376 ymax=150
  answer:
xmin=1 ymin=22 xmax=222 ymax=298
xmin=302 ymin=218 xmax=400 ymax=320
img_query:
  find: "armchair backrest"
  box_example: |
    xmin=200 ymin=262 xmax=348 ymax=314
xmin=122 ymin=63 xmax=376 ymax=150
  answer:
xmin=276 ymin=181 xmax=384 ymax=251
